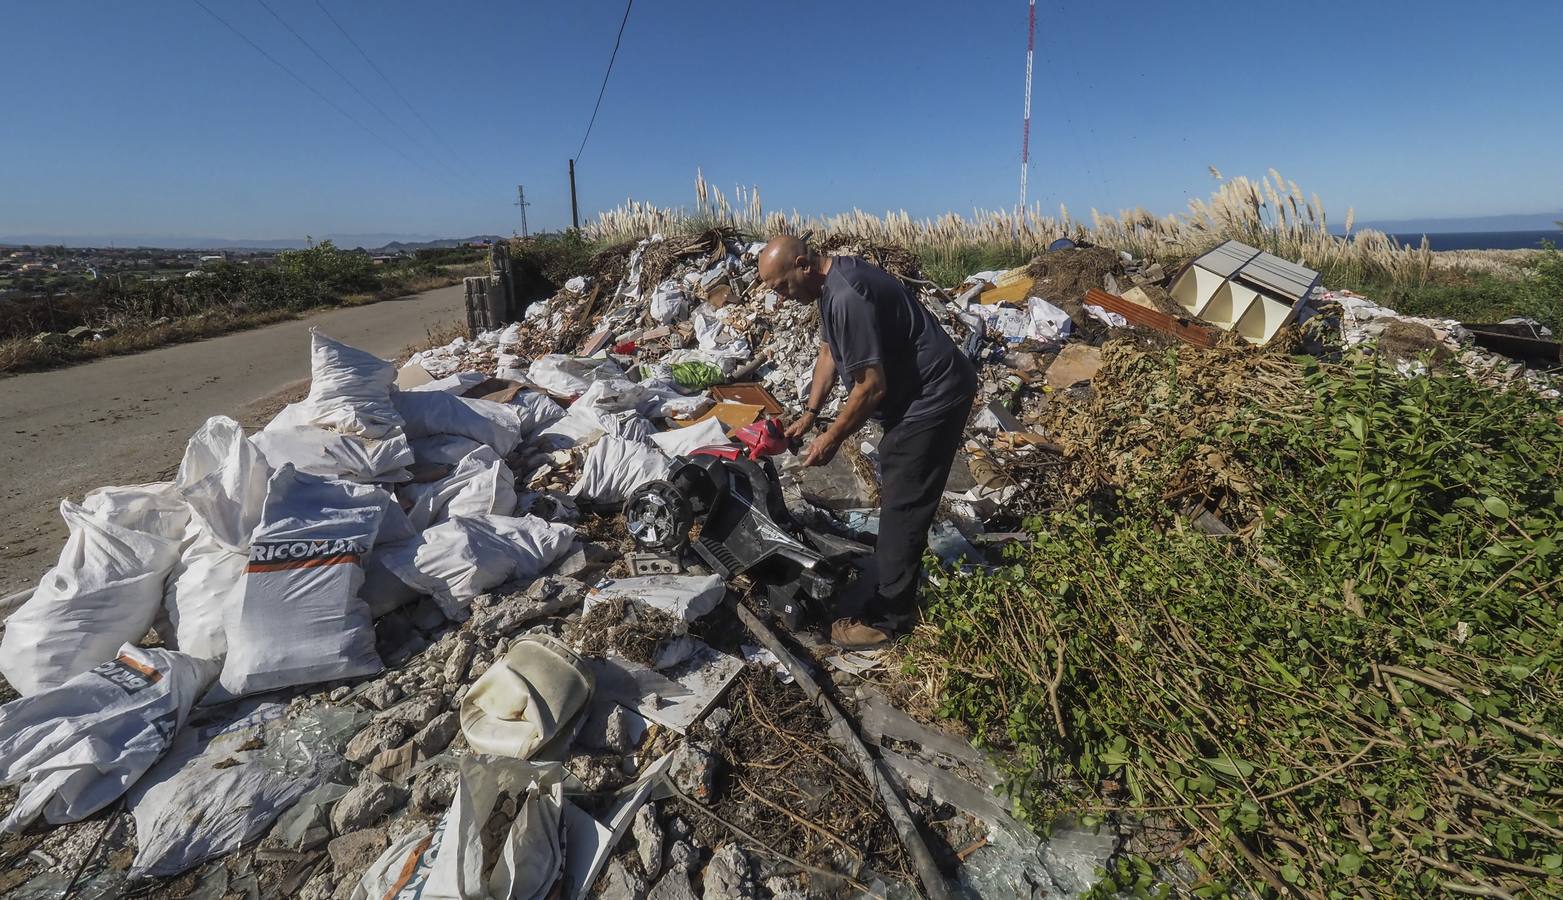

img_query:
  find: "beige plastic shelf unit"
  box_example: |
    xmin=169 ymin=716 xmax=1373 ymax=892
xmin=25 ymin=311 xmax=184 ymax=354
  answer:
xmin=1168 ymin=241 xmax=1322 ymax=345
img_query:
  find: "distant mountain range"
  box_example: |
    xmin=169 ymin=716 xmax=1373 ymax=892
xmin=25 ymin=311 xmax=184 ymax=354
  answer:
xmin=0 ymin=233 xmax=505 ymax=252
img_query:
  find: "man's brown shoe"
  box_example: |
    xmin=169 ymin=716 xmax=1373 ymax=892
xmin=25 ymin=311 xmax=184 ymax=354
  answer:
xmin=830 ymin=617 xmax=894 ymax=650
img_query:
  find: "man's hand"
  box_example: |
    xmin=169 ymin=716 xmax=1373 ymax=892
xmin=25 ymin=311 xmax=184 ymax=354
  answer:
xmin=802 ymin=432 xmax=841 ymax=467
xmin=783 ymin=411 xmax=817 ymax=441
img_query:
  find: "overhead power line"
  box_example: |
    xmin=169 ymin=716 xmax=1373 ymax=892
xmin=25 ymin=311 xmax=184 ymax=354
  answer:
xmin=575 ymin=0 xmax=635 ymax=162
xmin=310 ymin=0 xmax=480 ymax=182
xmin=252 ymin=0 xmax=467 ymax=193
xmin=190 ymin=0 xmax=439 ymax=181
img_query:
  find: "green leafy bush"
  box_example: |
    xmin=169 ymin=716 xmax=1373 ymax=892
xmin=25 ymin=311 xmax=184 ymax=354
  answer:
xmin=913 ymin=355 xmax=1561 ymax=897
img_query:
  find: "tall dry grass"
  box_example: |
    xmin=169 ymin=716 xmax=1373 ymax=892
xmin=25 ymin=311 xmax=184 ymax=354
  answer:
xmin=587 ymin=168 xmax=1515 ymax=288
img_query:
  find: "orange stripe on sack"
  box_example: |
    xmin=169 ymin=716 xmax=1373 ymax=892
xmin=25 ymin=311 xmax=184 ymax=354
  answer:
xmin=246 ymin=553 xmax=359 ymax=573
xmin=380 ymin=833 xmax=434 ymax=900
xmin=115 ymin=654 xmax=164 ymax=683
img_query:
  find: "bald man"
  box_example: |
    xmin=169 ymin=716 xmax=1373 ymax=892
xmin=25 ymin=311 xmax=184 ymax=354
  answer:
xmin=758 ymin=236 xmax=976 ymax=649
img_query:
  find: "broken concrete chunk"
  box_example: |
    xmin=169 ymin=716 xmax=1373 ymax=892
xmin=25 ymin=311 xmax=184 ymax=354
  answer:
xmin=545 ymin=540 xmax=617 ymax=581
xmin=326 ymin=826 xmax=388 ymax=873
xmin=596 ymin=857 xmax=648 ymax=900
xmin=442 ymin=639 xmax=477 ymax=684
xmin=329 ymin=782 xmax=407 ymax=834
xmin=665 ymin=839 xmax=698 ymax=875
xmin=701 ymin=843 xmax=756 ymax=900
xmin=360 ymin=680 xmax=403 ymax=711
xmin=344 ymin=720 xmax=415 ymax=765
xmin=634 ymin=803 xmax=664 ymax=882
xmin=409 ymin=767 xmax=457 ymax=814
xmin=412 ymin=711 xmax=459 ymax=757
xmin=669 ymin=740 xmax=718 ymax=803
xmin=374 ymin=692 xmax=444 ymax=731
xmin=646 ymin=871 xmax=698 ymax=900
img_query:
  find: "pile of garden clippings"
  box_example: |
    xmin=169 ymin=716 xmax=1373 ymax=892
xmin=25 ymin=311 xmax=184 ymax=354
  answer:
xmin=1 ymin=227 xmax=1559 ymax=900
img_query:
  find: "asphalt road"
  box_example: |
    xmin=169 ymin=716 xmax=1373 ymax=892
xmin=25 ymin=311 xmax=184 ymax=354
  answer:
xmin=0 ymin=285 xmax=467 ymax=594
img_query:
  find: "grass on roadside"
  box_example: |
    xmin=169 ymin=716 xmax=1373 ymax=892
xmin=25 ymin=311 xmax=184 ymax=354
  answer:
xmin=906 ymin=347 xmax=1562 ymax=898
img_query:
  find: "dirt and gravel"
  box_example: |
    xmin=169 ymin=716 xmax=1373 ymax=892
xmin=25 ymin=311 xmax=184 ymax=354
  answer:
xmin=0 ymin=285 xmax=467 ymax=594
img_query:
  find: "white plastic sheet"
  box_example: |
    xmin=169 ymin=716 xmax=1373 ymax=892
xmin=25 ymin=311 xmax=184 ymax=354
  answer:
xmin=301 ymin=329 xmax=404 ymax=439
xmin=0 ymin=645 xmax=218 ymax=831
xmin=568 ymin=438 xmax=671 ymax=505
xmin=0 ymin=484 xmax=189 ymax=695
xmin=218 ymin=465 xmax=387 ymax=697
xmin=352 ymin=756 xmax=565 ymax=900
xmin=1025 ymin=297 xmax=1074 ymax=343
xmin=128 ymin=701 xmax=362 ymax=878
xmin=393 ymin=389 xmax=524 ymax=456
xmin=380 ymin=515 xmax=576 ymax=619
xmin=526 ymin=355 xmax=625 ymax=397
xmin=649 ymin=416 xmax=729 ymax=458
xmin=649 ymin=278 xmax=689 ymax=324
xmin=583 ymin=574 xmax=726 ymax=624
xmin=398 ymin=445 xmax=518 ymax=531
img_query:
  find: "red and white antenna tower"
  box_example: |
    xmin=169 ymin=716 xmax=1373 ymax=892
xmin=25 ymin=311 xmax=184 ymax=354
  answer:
xmin=1019 ymin=0 xmax=1036 ymax=214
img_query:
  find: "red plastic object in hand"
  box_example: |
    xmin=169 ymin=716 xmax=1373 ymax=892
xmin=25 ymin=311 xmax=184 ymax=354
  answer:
xmin=733 ymin=417 xmax=790 ymax=458
xmin=612 ymin=340 xmax=637 ymax=354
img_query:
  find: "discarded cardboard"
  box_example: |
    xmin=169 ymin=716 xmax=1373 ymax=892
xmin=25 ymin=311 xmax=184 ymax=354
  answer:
xmin=977 ymin=278 xmax=1035 ymax=306
xmin=707 ymin=382 xmax=784 ymax=416
xmin=395 ymin=363 xmax=436 ymax=390
xmin=674 ymin=401 xmax=764 ymax=429
xmin=1044 ymin=343 xmax=1104 ymax=389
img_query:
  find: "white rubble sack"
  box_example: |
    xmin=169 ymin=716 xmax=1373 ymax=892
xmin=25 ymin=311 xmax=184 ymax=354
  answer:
xmin=360 ymin=543 xmax=422 ymax=619
xmin=174 ymin=416 xmax=269 ymax=550
xmin=409 ymin=434 xmax=486 ymax=467
xmin=393 ymin=389 xmax=524 ymax=456
xmin=301 ymin=329 xmax=404 ymax=439
xmin=351 ymin=756 xmax=565 ymax=900
xmin=253 ymin=411 xmax=414 ymax=483
xmin=0 ymin=484 xmax=189 ymax=696
xmin=406 ymin=371 xmax=488 ymax=395
xmin=507 ymin=389 xmax=568 ymax=439
xmin=568 ymin=438 xmax=671 ymax=506
xmin=159 ymin=523 xmax=247 ymax=661
xmin=398 ymin=445 xmax=518 ymax=531
xmin=160 ymin=416 xmax=273 ymax=660
xmin=127 ymin=700 xmax=362 ymax=878
xmin=218 ymin=465 xmax=387 ymax=697
xmin=584 ymin=574 xmax=727 ymax=624
xmin=526 ymin=355 xmax=625 ymax=397
xmin=649 ymin=416 xmax=730 ymax=458
xmin=0 ymin=645 xmax=218 ymax=831
xmin=380 ymin=515 xmax=576 ymax=619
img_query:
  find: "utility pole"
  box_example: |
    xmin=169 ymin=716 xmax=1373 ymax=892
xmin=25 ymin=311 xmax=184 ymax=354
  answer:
xmin=514 ymin=185 xmax=532 ymax=238
xmin=1019 ymin=0 xmax=1035 ymax=214
xmin=568 ymin=159 xmax=580 ymax=231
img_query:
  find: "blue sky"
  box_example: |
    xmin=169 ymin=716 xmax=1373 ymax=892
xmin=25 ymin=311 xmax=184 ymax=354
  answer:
xmin=2 ymin=0 xmax=1560 ymax=242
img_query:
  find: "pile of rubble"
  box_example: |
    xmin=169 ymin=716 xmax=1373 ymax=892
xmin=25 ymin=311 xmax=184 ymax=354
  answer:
xmin=1 ymin=227 xmax=1558 ymax=900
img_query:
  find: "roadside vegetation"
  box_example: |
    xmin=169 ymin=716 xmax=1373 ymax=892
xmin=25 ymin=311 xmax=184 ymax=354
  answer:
xmin=574 ymin=175 xmax=1562 ymax=895
xmin=587 ymin=169 xmax=1563 ymax=333
xmin=0 ymin=242 xmax=484 ymax=374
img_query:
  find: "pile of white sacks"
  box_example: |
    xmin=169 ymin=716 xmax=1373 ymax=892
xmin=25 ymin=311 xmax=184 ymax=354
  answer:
xmin=0 ymin=326 xmax=735 ymax=849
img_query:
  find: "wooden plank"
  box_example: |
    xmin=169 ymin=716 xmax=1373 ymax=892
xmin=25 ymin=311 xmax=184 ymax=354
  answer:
xmin=1085 ymin=288 xmax=1220 ymax=349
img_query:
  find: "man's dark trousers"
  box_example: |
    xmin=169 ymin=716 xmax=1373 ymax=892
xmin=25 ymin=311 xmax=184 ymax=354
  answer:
xmin=864 ymin=396 xmax=974 ymax=632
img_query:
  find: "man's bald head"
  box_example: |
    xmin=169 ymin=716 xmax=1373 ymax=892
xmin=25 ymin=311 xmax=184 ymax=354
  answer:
xmin=758 ymin=235 xmax=827 ymax=303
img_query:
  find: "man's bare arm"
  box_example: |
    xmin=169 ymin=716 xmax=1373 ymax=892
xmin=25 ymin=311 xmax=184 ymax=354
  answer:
xmin=785 ymin=342 xmax=837 ymax=440
xmin=803 ymin=363 xmax=886 ymax=466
